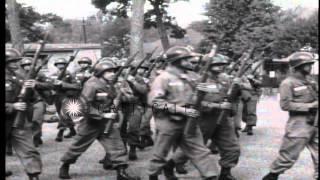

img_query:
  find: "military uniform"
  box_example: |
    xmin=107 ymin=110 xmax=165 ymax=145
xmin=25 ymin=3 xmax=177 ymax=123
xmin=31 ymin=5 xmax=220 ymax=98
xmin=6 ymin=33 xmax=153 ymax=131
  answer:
xmin=52 ymin=70 xmax=81 ymax=141
xmin=241 ymin=74 xmax=262 ymax=135
xmin=263 ymin=51 xmax=318 ymax=180
xmin=59 ymin=61 xmax=140 ymax=180
xmin=5 ymin=69 xmax=42 ymax=178
xmin=267 ymin=75 xmax=318 ymax=179
xmin=148 ymin=66 xmax=219 ymax=178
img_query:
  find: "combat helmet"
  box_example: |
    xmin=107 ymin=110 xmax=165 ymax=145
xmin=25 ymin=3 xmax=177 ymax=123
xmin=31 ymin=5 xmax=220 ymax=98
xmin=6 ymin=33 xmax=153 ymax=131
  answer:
xmin=210 ymin=54 xmax=230 ymax=66
xmin=20 ymin=57 xmax=33 ymax=67
xmin=6 ymin=48 xmax=22 ymax=63
xmin=78 ymin=57 xmax=92 ymax=65
xmin=54 ymin=58 xmax=68 ymax=66
xmin=94 ymin=61 xmax=119 ymax=77
xmin=164 ymin=46 xmax=201 ymax=64
xmin=288 ymin=52 xmax=315 ymax=69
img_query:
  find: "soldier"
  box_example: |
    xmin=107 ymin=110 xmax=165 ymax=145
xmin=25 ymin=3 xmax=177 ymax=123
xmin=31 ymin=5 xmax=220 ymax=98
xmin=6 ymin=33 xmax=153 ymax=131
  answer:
xmin=147 ymin=46 xmax=220 ymax=180
xmin=124 ymin=62 xmax=150 ymax=160
xmin=170 ymin=54 xmax=242 ymax=180
xmin=262 ymin=52 xmax=318 ymax=180
xmin=19 ymin=57 xmax=49 ymax=147
xmin=5 ymin=48 xmax=42 ymax=180
xmin=241 ymin=72 xmax=263 ymax=135
xmin=52 ymin=58 xmax=81 ymax=142
xmin=74 ymin=57 xmax=93 ymax=85
xmin=58 ymin=60 xmax=140 ymax=180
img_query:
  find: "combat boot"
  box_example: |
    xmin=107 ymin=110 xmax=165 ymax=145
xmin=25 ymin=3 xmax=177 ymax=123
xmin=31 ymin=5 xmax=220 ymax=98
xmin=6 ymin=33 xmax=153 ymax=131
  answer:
xmin=246 ymin=126 xmax=253 ymax=136
xmin=102 ymin=154 xmax=113 ymax=170
xmin=6 ymin=170 xmax=12 ymax=177
xmin=143 ymin=135 xmax=154 ymax=148
xmin=59 ymin=163 xmax=71 ymax=179
xmin=218 ymin=167 xmax=236 ymax=180
xmin=175 ymin=163 xmax=188 ymax=174
xmin=163 ymin=159 xmax=178 ymax=180
xmin=262 ymin=172 xmax=279 ymax=180
xmin=64 ymin=127 xmax=76 ymax=138
xmin=55 ymin=129 xmax=64 ymax=142
xmin=149 ymin=175 xmax=159 ymax=180
xmin=116 ymin=166 xmax=140 ymax=180
xmin=27 ymin=173 xmax=40 ymax=180
xmin=128 ymin=145 xmax=138 ymax=160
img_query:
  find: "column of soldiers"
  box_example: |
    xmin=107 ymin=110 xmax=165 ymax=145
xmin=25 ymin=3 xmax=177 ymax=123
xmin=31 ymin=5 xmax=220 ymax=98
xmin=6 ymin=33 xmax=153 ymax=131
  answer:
xmin=5 ymin=43 xmax=318 ymax=180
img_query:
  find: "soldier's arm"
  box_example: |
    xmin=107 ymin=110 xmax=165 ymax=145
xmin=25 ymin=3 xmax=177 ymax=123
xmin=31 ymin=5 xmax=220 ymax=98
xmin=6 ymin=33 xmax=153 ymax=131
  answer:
xmin=148 ymin=74 xmax=179 ymax=113
xmin=117 ymin=81 xmax=138 ymax=103
xmin=128 ymin=78 xmax=149 ymax=94
xmin=279 ymin=81 xmax=314 ymax=112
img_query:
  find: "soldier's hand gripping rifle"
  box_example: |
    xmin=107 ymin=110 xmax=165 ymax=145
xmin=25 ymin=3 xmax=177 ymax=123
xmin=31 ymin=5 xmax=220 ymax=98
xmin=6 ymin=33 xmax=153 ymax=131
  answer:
xmin=216 ymin=46 xmax=255 ymax=125
xmin=183 ymin=44 xmax=218 ymax=136
xmin=103 ymin=51 xmax=139 ymax=134
xmin=131 ymin=47 xmax=158 ymax=76
xmin=12 ymin=40 xmax=47 ymax=128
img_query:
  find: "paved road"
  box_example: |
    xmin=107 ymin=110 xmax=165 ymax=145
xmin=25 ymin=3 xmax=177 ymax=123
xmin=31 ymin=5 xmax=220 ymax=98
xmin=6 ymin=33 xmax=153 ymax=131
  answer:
xmin=6 ymin=95 xmax=314 ymax=180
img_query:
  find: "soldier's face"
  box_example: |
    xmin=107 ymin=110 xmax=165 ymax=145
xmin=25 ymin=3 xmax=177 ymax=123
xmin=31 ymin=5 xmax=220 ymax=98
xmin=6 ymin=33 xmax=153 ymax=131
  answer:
xmin=210 ymin=65 xmax=224 ymax=74
xmin=79 ymin=63 xmax=89 ymax=69
xmin=300 ymin=63 xmax=313 ymax=75
xmin=23 ymin=64 xmax=31 ymax=71
xmin=56 ymin=64 xmax=66 ymax=70
xmin=102 ymin=70 xmax=115 ymax=80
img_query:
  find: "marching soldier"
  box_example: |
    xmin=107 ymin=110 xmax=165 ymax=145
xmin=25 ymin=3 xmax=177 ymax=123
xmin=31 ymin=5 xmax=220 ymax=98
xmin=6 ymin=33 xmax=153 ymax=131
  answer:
xmin=170 ymin=54 xmax=242 ymax=180
xmin=75 ymin=57 xmax=93 ymax=85
xmin=262 ymin=52 xmax=318 ymax=180
xmin=52 ymin=58 xmax=81 ymax=142
xmin=125 ymin=62 xmax=149 ymax=160
xmin=241 ymin=72 xmax=263 ymax=135
xmin=19 ymin=57 xmax=50 ymax=147
xmin=5 ymin=48 xmax=42 ymax=180
xmin=147 ymin=46 xmax=220 ymax=180
xmin=59 ymin=60 xmax=140 ymax=180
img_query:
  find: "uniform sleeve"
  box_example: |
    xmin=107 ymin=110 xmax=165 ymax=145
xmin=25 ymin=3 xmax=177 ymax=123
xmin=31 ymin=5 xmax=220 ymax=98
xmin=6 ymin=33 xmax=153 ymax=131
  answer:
xmin=148 ymin=74 xmax=178 ymax=113
xmin=279 ymin=81 xmax=311 ymax=112
xmin=129 ymin=79 xmax=149 ymax=94
xmin=81 ymin=81 xmax=96 ymax=103
xmin=119 ymin=82 xmax=138 ymax=103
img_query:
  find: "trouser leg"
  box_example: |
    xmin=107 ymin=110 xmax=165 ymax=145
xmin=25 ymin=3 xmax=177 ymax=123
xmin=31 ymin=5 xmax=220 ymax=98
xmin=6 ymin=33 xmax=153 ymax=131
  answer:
xmin=213 ymin=117 xmax=240 ymax=168
xmin=11 ymin=128 xmax=42 ymax=175
xmin=98 ymin=124 xmax=127 ymax=167
xmin=306 ymin=130 xmax=318 ymax=179
xmin=270 ymin=135 xmax=309 ymax=174
xmin=32 ymin=102 xmax=45 ymax=145
xmin=140 ymin=107 xmax=153 ymax=137
xmin=179 ymin=126 xmax=219 ymax=178
xmin=244 ymin=99 xmax=258 ymax=126
xmin=60 ymin=120 xmax=103 ymax=164
xmin=127 ymin=106 xmax=143 ymax=147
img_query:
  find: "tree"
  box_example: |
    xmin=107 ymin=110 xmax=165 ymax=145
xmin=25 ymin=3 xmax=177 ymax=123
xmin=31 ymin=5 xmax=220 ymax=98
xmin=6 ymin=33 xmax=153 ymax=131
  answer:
xmin=91 ymin=0 xmax=188 ymax=51
xmin=7 ymin=0 xmax=24 ymax=52
xmin=200 ymin=0 xmax=281 ymax=59
xmin=130 ymin=0 xmax=145 ymax=60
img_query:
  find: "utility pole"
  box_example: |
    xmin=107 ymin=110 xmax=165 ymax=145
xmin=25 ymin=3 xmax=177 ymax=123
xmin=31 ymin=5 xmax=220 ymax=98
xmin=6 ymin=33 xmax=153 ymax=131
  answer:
xmin=82 ymin=18 xmax=87 ymax=43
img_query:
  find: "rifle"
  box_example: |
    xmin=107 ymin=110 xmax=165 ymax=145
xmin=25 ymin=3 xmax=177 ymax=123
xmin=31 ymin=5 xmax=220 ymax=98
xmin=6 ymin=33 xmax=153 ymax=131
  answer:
xmin=216 ymin=46 xmax=255 ymax=125
xmin=226 ymin=56 xmax=243 ymax=75
xmin=12 ymin=40 xmax=47 ymax=128
xmin=314 ymin=109 xmax=318 ymax=127
xmin=34 ymin=54 xmax=53 ymax=76
xmin=131 ymin=47 xmax=158 ymax=76
xmin=57 ymin=50 xmax=80 ymax=80
xmin=183 ymin=44 xmax=218 ymax=135
xmin=104 ymin=51 xmax=138 ymax=134
xmin=240 ymin=51 xmax=265 ymax=76
xmin=144 ymin=52 xmax=165 ymax=78
xmin=112 ymin=51 xmax=139 ymax=84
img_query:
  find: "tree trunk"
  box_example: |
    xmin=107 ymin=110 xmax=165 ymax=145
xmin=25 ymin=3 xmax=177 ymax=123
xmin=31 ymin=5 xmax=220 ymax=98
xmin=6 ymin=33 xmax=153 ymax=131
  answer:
xmin=154 ymin=4 xmax=170 ymax=51
xmin=130 ymin=0 xmax=145 ymax=63
xmin=7 ymin=0 xmax=24 ymax=53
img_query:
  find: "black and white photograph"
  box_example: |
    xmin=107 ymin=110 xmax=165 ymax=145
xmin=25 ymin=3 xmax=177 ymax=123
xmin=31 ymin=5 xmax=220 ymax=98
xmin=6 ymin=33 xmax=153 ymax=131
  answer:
xmin=5 ymin=0 xmax=319 ymax=179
